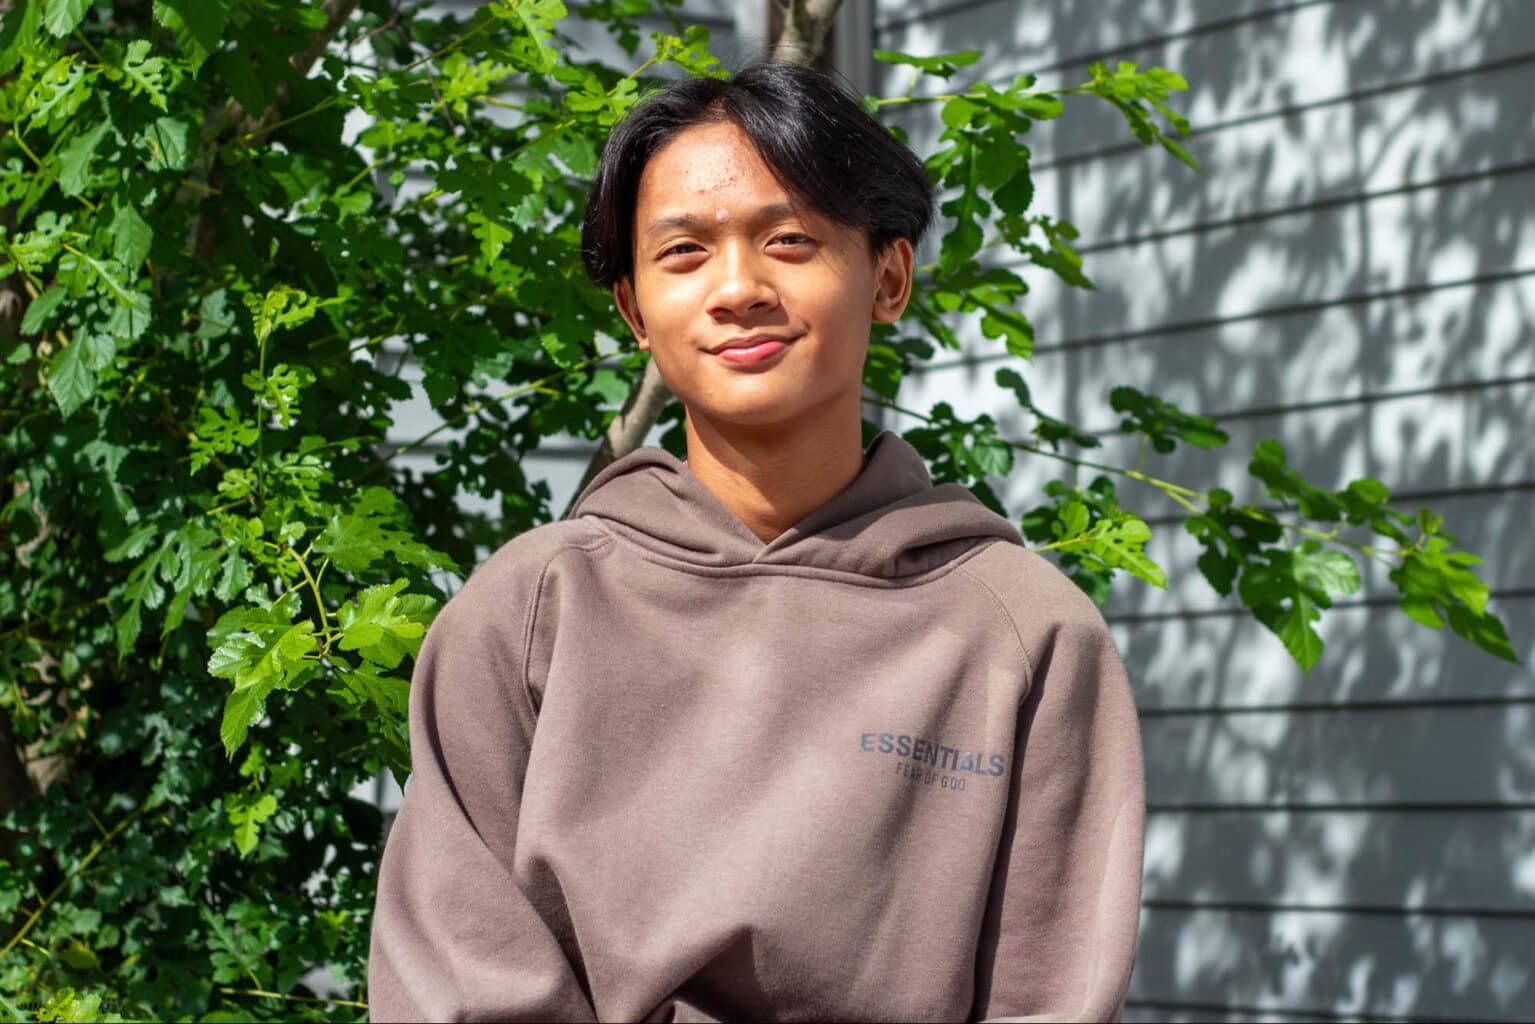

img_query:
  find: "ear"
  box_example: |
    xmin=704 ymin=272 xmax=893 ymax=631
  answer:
xmin=871 ymin=237 xmax=915 ymax=324
xmin=612 ymin=277 xmax=649 ymax=351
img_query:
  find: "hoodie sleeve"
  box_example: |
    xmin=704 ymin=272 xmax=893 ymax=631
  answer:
xmin=970 ymin=605 xmax=1147 ymax=1023
xmin=367 ymin=567 xmax=598 ymax=1023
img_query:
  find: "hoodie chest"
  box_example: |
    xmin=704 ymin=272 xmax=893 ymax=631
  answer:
xmin=517 ymin=567 xmax=1026 ymax=1012
xmin=526 ymin=565 xmax=1028 ymax=782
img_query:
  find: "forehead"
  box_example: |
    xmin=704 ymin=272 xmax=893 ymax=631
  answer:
xmin=635 ymin=120 xmax=794 ymax=217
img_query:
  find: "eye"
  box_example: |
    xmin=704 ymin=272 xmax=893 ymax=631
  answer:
xmin=658 ymin=242 xmax=703 ymax=259
xmin=772 ymin=233 xmax=813 ymax=247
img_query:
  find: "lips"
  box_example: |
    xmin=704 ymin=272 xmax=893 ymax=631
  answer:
xmin=709 ymin=335 xmax=797 ymax=354
xmin=714 ymin=339 xmax=791 ymax=365
xmin=709 ymin=334 xmax=798 ymax=366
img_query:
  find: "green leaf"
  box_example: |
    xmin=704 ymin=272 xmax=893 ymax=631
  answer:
xmin=540 ymin=327 xmax=585 ymax=368
xmin=1399 ymin=595 xmax=1445 ymax=630
xmin=244 ymin=284 xmax=320 ymax=343
xmin=113 ymin=39 xmax=169 ymax=111
xmin=337 ymin=661 xmax=411 ymax=719
xmin=1445 ymin=604 xmax=1518 ymax=663
xmin=58 ymin=119 xmax=110 ymax=196
xmin=1275 ymin=596 xmax=1324 ymax=671
xmin=313 ymin=486 xmax=456 ymax=574
xmin=109 ymin=202 xmax=153 ymax=268
xmin=979 ymin=306 xmax=1033 ymax=360
xmin=1291 ymin=543 xmax=1360 ymax=599
xmin=490 ymin=0 xmax=567 ymax=73
xmin=940 ymin=96 xmax=980 ymax=130
xmin=46 ymin=331 xmax=115 ymax=416
xmin=22 ymin=54 xmax=97 ymax=133
xmin=1196 ymin=544 xmax=1238 ymax=596
xmin=1248 ymin=438 xmax=1344 ymax=520
xmin=1054 ymin=500 xmax=1089 ymax=540
xmin=1110 ymin=385 xmax=1228 ymax=452
xmin=41 ymin=0 xmax=89 ymax=37
xmin=212 ymin=617 xmax=318 ymax=756
xmin=209 ymin=621 xmax=317 ymax=688
xmin=994 ymin=366 xmax=1032 ymax=407
xmin=1013 ymin=93 xmax=1064 ymax=120
xmin=152 ymin=0 xmax=226 ymax=72
xmin=141 ymin=115 xmax=191 ymax=170
xmin=467 ymin=210 xmax=513 ymax=263
xmin=105 ymin=288 xmax=151 ymax=341
xmin=243 ymin=362 xmax=316 ymax=428
xmin=224 ymin=790 xmax=278 ymax=857
xmin=1086 ymin=515 xmax=1166 ymax=589
xmin=189 ymin=406 xmax=258 ymax=471
xmin=57 ymin=248 xmax=150 ymax=340
xmin=1236 ymin=545 xmax=1348 ymax=673
xmin=0 ymin=0 xmax=43 ymax=76
xmin=872 ymin=48 xmax=981 ymax=81
xmin=21 ymin=285 xmax=66 ymax=334
xmin=336 ymin=579 xmax=437 ymax=670
xmin=220 ymin=682 xmax=272 ymax=757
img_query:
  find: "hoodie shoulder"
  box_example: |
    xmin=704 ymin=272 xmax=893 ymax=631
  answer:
xmin=963 ymin=541 xmax=1106 ymax=622
xmin=452 ymin=518 xmax=615 ymax=609
xmin=958 ymin=541 xmax=1118 ymax=668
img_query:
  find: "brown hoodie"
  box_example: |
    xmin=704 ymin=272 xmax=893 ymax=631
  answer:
xmin=367 ymin=429 xmax=1145 ymax=1023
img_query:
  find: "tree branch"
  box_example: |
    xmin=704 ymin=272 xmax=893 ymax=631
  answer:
xmin=560 ymin=358 xmax=674 ymax=520
xmin=771 ymin=0 xmax=844 ymax=67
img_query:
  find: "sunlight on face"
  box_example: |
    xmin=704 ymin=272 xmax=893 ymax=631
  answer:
xmin=615 ymin=119 xmax=910 ymax=435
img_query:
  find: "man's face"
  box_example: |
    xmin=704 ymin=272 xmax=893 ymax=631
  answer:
xmin=613 ymin=119 xmax=912 ymax=434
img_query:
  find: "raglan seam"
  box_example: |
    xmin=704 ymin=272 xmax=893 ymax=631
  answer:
xmin=518 ymin=531 xmax=618 ymax=725
xmin=954 ymin=564 xmax=1037 ymax=697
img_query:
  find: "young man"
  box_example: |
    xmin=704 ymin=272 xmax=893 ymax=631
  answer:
xmin=368 ymin=62 xmax=1145 ymax=1023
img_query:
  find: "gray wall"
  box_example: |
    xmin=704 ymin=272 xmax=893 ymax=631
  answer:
xmin=875 ymin=0 xmax=1535 ymax=1020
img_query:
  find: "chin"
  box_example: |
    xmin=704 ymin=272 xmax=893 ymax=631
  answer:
xmin=703 ymin=405 xmax=806 ymax=431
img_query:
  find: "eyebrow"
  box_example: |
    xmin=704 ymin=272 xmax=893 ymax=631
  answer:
xmin=639 ymin=201 xmax=804 ymax=240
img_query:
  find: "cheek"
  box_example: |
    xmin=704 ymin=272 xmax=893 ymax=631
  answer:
xmin=632 ymin=273 xmax=702 ymax=330
xmin=805 ymin=269 xmax=877 ymax=337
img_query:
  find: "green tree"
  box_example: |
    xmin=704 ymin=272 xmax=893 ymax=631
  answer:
xmin=0 ymin=0 xmax=1515 ymax=1019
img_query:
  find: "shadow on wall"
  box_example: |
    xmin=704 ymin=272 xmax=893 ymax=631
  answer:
xmin=877 ymin=0 xmax=1535 ymax=1020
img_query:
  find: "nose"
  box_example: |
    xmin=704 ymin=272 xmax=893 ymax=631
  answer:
xmin=707 ymin=242 xmax=779 ymax=320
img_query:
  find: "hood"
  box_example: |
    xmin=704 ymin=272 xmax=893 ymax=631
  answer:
xmin=566 ymin=429 xmax=1023 ymax=579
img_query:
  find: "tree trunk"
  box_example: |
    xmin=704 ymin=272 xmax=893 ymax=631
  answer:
xmin=560 ymin=0 xmax=847 ymax=519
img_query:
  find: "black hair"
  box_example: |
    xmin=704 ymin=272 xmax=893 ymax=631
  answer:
xmin=580 ymin=61 xmax=934 ymax=288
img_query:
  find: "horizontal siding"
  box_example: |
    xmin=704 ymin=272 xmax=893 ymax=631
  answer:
xmin=1127 ymin=904 xmax=1535 ymax=1022
xmin=1109 ymin=594 xmax=1535 ymax=710
xmin=890 ymin=163 xmax=1535 ymax=374
xmin=875 ymin=0 xmax=1328 ymax=48
xmin=890 ymin=267 xmax=1533 ymax=422
xmin=876 ymin=0 xmax=1535 ymax=164
xmin=1049 ymin=383 xmax=1535 ymax=521
xmin=1142 ymin=808 xmax=1535 ymax=910
xmin=1140 ymin=701 xmax=1535 ymax=805
xmin=1030 ymin=57 xmax=1535 ymax=261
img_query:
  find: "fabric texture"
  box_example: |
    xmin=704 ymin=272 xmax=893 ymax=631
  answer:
xmin=367 ymin=429 xmax=1146 ymax=1022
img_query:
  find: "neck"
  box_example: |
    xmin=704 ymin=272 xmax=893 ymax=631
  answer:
xmin=681 ymin=404 xmax=868 ymax=544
